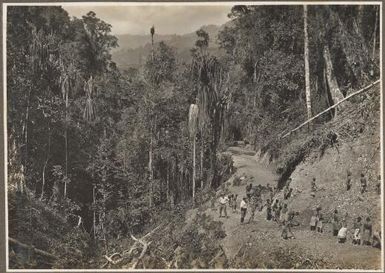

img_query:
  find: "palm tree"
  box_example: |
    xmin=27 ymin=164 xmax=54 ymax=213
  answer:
xmin=151 ymin=25 xmax=155 ymax=59
xmin=191 ymin=52 xmax=230 ymax=188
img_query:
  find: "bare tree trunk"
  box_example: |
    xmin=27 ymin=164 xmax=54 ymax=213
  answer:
xmin=192 ymin=136 xmax=196 ymax=204
xmin=20 ymin=87 xmax=32 ymax=194
xmin=93 ymin=185 xmax=96 ymax=240
xmin=40 ymin=124 xmax=51 ymax=200
xmin=149 ymin=126 xmax=153 ymax=208
xmin=304 ymin=5 xmax=312 ymax=124
xmin=335 ymin=11 xmax=369 ymax=85
xmin=166 ymin=165 xmax=169 ymax=203
xmin=372 ymin=6 xmax=378 ymax=60
xmin=200 ymin=135 xmax=204 ymax=188
xmin=323 ymin=45 xmax=345 ymax=115
xmin=253 ymin=62 xmax=257 ymax=83
xmin=64 ymin=90 xmax=69 ymax=199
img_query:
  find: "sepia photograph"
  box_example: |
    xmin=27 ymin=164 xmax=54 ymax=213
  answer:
xmin=3 ymin=1 xmax=383 ymax=271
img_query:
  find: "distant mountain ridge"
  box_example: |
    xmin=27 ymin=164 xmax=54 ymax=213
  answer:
xmin=112 ymin=24 xmax=225 ymax=70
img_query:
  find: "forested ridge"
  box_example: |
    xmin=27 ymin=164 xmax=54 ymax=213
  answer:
xmin=7 ymin=5 xmax=380 ymax=269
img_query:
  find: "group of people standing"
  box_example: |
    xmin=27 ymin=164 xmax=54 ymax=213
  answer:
xmin=217 ymin=175 xmax=299 ymax=239
xmin=327 ymin=209 xmax=381 ymax=248
xmin=346 ymin=171 xmax=381 ymax=195
xmin=216 ymin=174 xmax=381 ymax=249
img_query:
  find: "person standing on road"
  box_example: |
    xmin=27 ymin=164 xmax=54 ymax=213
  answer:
xmin=346 ymin=171 xmax=352 ymax=191
xmin=362 ymin=217 xmax=373 ymax=245
xmin=310 ymin=210 xmax=318 ymax=231
xmin=280 ymin=203 xmax=288 ymax=224
xmin=218 ymin=193 xmax=229 ymax=218
xmin=338 ymin=222 xmax=348 ymax=243
xmin=372 ymin=230 xmax=381 ymax=249
xmin=246 ymin=183 xmax=253 ymax=199
xmin=332 ymin=209 xmax=340 ymax=236
xmin=232 ymin=194 xmax=238 ymax=212
xmin=317 ymin=213 xmax=324 ymax=233
xmin=240 ymin=197 xmax=248 ymax=224
xmin=310 ymin=178 xmax=317 ymax=198
xmin=266 ymin=199 xmax=272 ymax=221
xmin=228 ymin=194 xmax=234 ymax=212
xmin=272 ymin=199 xmax=281 ymax=222
xmin=281 ymin=211 xmax=296 ymax=239
xmin=352 ymin=217 xmax=362 ymax=245
xmin=360 ymin=173 xmax=367 ymax=194
xmin=248 ymin=193 xmax=258 ymax=223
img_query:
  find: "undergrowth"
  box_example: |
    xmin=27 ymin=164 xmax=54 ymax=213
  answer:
xmin=260 ymin=84 xmax=380 ymax=189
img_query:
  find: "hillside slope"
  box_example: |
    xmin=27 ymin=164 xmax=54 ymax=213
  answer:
xmin=177 ymin=84 xmax=382 ymax=269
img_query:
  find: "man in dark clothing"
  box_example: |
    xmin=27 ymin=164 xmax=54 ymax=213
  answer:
xmin=310 ymin=178 xmax=317 ymax=197
xmin=360 ymin=173 xmax=367 ymax=194
xmin=332 ymin=209 xmax=340 ymax=236
xmin=346 ymin=171 xmax=352 ymax=191
xmin=266 ymin=199 xmax=272 ymax=221
xmin=246 ymin=183 xmax=252 ymax=199
xmin=248 ymin=193 xmax=258 ymax=223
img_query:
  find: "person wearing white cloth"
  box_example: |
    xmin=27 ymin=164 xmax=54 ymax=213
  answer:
xmin=219 ymin=193 xmax=229 ymax=218
xmin=240 ymin=197 xmax=248 ymax=224
xmin=338 ymin=222 xmax=348 ymax=243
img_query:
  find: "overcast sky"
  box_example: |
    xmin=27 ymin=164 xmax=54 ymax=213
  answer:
xmin=63 ymin=5 xmax=232 ymax=35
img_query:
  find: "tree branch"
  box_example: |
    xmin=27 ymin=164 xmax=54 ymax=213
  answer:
xmin=9 ymin=237 xmax=58 ymax=260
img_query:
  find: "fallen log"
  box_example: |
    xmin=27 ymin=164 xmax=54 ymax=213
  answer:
xmin=8 ymin=237 xmax=58 ymax=260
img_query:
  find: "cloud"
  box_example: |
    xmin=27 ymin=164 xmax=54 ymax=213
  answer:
xmin=63 ymin=5 xmax=232 ymax=35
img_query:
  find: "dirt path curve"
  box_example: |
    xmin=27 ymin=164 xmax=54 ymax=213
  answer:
xmin=204 ymin=146 xmax=278 ymax=259
xmin=202 ymin=146 xmax=381 ymax=269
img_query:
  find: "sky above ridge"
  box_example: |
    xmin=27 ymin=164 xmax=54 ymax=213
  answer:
xmin=64 ymin=4 xmax=232 ymax=35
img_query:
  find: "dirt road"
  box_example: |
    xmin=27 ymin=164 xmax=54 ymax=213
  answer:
xmin=203 ymin=146 xmax=381 ymax=269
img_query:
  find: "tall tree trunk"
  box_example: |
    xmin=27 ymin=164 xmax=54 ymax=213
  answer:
xmin=20 ymin=87 xmax=32 ymax=194
xmin=64 ymin=90 xmax=69 ymax=199
xmin=253 ymin=61 xmax=257 ymax=83
xmin=304 ymin=5 xmax=312 ymax=123
xmin=372 ymin=6 xmax=378 ymax=60
xmin=40 ymin=124 xmax=51 ymax=200
xmin=93 ymin=185 xmax=96 ymax=240
xmin=192 ymin=136 xmax=196 ymax=205
xmin=200 ymin=130 xmax=204 ymax=189
xmin=148 ymin=126 xmax=153 ymax=208
xmin=335 ymin=11 xmax=369 ymax=85
xmin=323 ymin=45 xmax=345 ymax=113
xmin=166 ymin=164 xmax=169 ymax=203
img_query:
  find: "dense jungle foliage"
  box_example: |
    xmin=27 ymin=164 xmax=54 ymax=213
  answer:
xmin=7 ymin=5 xmax=379 ymax=268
